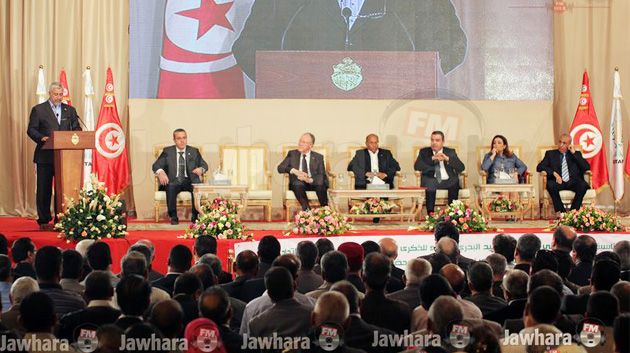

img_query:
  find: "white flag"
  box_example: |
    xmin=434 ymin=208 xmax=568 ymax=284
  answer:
xmin=82 ymin=67 xmax=96 ymax=189
xmin=609 ymin=69 xmax=624 ymax=201
xmin=36 ymin=66 xmax=47 ymax=103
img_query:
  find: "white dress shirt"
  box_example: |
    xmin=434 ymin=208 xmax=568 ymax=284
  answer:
xmin=299 ymin=151 xmax=312 ymax=177
xmin=434 ymin=149 xmax=449 ymax=181
xmin=368 ymin=149 xmax=379 ymax=172
xmin=49 ymin=100 xmax=61 ymax=125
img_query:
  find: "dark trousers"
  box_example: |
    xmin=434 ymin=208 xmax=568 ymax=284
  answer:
xmin=291 ymin=182 xmax=328 ymax=210
xmin=425 ymin=180 xmax=460 ymax=214
xmin=546 ymin=178 xmax=589 ymax=212
xmin=166 ymin=178 xmax=198 ymax=221
xmin=36 ymin=163 xmax=55 ymax=224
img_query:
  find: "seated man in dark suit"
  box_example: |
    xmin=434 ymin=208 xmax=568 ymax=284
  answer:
xmin=414 ymin=130 xmax=465 ymax=215
xmin=348 ymin=134 xmax=400 ymax=189
xmin=193 ymin=236 xmax=232 ymax=284
xmin=513 ymin=233 xmax=541 ymax=275
xmin=567 ymin=234 xmax=597 ymax=287
xmin=563 ymin=259 xmax=620 ymax=316
xmin=220 ymin=250 xmax=266 ymax=303
xmin=152 ymin=128 xmax=208 ymax=225
xmin=114 ymin=275 xmax=151 ymax=331
xmin=464 ymin=261 xmax=506 ymax=317
xmin=11 ymin=237 xmax=37 ymax=280
xmin=277 ymin=132 xmax=328 ymax=210
xmin=536 ymin=133 xmax=590 ymax=215
xmin=152 ymin=244 xmax=192 ymax=296
xmin=485 ymin=269 xmax=528 ymax=325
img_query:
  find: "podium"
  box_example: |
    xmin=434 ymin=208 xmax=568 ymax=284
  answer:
xmin=256 ymin=51 xmax=439 ymax=99
xmin=42 ymin=131 xmax=95 ymax=212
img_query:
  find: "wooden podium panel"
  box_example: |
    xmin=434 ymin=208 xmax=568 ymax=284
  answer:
xmin=256 ymin=51 xmax=438 ymax=99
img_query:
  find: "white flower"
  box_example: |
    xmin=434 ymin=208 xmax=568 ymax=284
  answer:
xmin=225 ymin=222 xmax=231 ymax=228
xmin=96 ymin=215 xmax=106 ymax=221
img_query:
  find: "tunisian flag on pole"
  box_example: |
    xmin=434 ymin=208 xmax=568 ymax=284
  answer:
xmin=59 ymin=69 xmax=72 ymax=106
xmin=157 ymin=0 xmax=254 ymax=98
xmin=626 ymin=143 xmax=630 ymax=178
xmin=93 ymin=68 xmax=129 ymax=195
xmin=569 ymin=70 xmax=609 ymax=190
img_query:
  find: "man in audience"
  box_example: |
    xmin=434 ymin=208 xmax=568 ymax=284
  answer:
xmin=611 ymin=281 xmax=629 ymax=313
xmin=75 ymin=239 xmax=95 ymax=281
xmin=36 ymin=246 xmax=86 ymax=316
xmin=86 ymin=242 xmax=119 ymax=287
xmin=464 ymin=261 xmax=506 ymax=317
xmin=115 ymin=274 xmax=151 ymax=330
xmin=20 ymin=292 xmax=77 ymax=353
xmin=564 ymin=259 xmax=620 ymax=315
xmin=387 ymin=258 xmax=431 ymax=310
xmin=380 ymin=238 xmax=404 ymax=282
xmin=309 ymin=291 xmax=367 ymax=353
xmin=221 ymin=250 xmax=265 ymax=302
xmin=614 ymin=314 xmax=629 ymax=353
xmin=173 ymin=272 xmax=203 ymax=326
xmin=361 ymin=241 xmax=381 ymax=256
xmin=200 ymin=286 xmax=244 ymax=353
xmin=11 ymin=237 xmax=36 ymax=280
xmin=360 ymin=253 xmax=411 ymax=334
xmin=1 ymin=276 xmax=38 ymax=334
xmin=439 ymin=264 xmax=483 ymax=320
xmin=338 ymin=242 xmax=366 ymax=293
xmin=492 ymin=233 xmax=517 ymax=268
xmin=513 ymin=233 xmax=541 ymax=274
xmin=194 ymin=236 xmax=232 ymax=283
xmin=426 ymin=296 xmax=464 ymax=347
xmin=314 ymin=238 xmax=334 ymax=275
xmin=60 ymin=250 xmax=84 ymax=295
xmin=411 ymin=274 xmax=457 ymax=331
xmin=531 ymin=249 xmax=560 ymax=276
xmin=128 ymin=243 xmax=163 ymax=283
xmin=614 ymin=240 xmax=629 ymax=281
xmin=152 ymin=244 xmax=192 ymax=295
xmin=248 ymin=267 xmax=313 ymax=338
xmin=117 ymin=250 xmax=170 ymax=308
xmin=583 ymin=292 xmax=619 ymax=353
xmin=0 ymin=254 xmax=12 ymax=312
xmin=296 ymin=240 xmax=324 ymax=293
xmin=133 ymin=239 xmax=163 ymax=281
xmin=422 ymin=221 xmax=474 ymax=269
xmin=58 ymin=271 xmax=121 ymax=342
xmin=486 ymin=253 xmax=507 ymax=298
xmin=256 ymin=235 xmax=280 ymax=278
xmin=552 ymin=225 xmax=577 ymax=280
xmin=149 ymin=299 xmax=185 ymax=339
xmin=485 ymin=269 xmax=529 ymax=325
xmin=307 ymin=251 xmax=348 ymax=299
xmin=567 ymin=234 xmax=597 ymax=286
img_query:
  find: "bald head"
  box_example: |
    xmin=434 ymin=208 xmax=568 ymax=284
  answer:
xmin=365 ymin=134 xmax=380 ymax=153
xmin=436 ymin=237 xmax=459 ymax=262
xmin=552 ymin=225 xmax=577 ymax=251
xmin=312 ymin=291 xmax=350 ymax=327
xmin=428 ymin=296 xmax=463 ymax=337
xmin=235 ymin=250 xmax=259 ymax=276
xmin=440 ymin=263 xmax=466 ymax=294
xmin=149 ymin=299 xmax=184 ymax=338
xmin=405 ymin=258 xmax=432 ymax=285
xmin=379 ymin=238 xmax=398 ymax=260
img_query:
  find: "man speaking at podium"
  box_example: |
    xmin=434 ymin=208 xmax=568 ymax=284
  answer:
xmin=27 ymin=82 xmax=82 ymax=230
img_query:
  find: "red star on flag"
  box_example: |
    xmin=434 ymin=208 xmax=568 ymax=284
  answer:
xmin=584 ymin=134 xmax=595 ymax=147
xmin=109 ymin=134 xmax=119 ymax=147
xmin=177 ymin=0 xmax=234 ymax=39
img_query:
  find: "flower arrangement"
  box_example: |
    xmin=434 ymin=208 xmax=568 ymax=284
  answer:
xmin=489 ymin=195 xmax=520 ymax=213
xmin=55 ymin=175 xmax=127 ymax=242
xmin=350 ymin=198 xmax=398 ymax=215
xmin=424 ymin=200 xmax=488 ymax=233
xmin=201 ymin=197 xmax=241 ymax=215
xmin=555 ymin=205 xmax=624 ymax=232
xmin=183 ymin=210 xmax=251 ymax=240
xmin=291 ymin=206 xmax=351 ymax=236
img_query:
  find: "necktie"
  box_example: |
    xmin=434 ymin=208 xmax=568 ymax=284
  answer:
xmin=301 ymin=154 xmax=308 ymax=174
xmin=561 ymin=153 xmax=569 ymax=182
xmin=178 ymin=152 xmax=185 ymax=178
xmin=435 ymin=160 xmax=442 ymax=183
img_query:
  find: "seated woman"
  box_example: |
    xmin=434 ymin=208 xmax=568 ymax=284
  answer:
xmin=481 ymin=135 xmax=527 ymax=184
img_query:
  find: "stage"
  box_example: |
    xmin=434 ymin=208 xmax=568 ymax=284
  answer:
xmin=1 ymin=216 xmax=629 ymax=274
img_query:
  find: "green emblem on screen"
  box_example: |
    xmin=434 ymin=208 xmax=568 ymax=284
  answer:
xmin=331 ymin=57 xmax=363 ymax=91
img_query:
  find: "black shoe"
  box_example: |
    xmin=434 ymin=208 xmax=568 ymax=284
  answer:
xmin=170 ymin=218 xmax=179 ymax=225
xmin=372 ymin=218 xmax=380 ymax=224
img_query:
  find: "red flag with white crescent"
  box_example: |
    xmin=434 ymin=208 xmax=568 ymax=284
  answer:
xmin=59 ymin=69 xmax=72 ymax=106
xmin=625 ymin=142 xmax=630 ymax=178
xmin=93 ymin=68 xmax=130 ymax=195
xmin=157 ymin=0 xmax=254 ymax=98
xmin=569 ymin=71 xmax=609 ymax=190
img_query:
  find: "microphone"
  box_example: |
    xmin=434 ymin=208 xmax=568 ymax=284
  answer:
xmin=75 ymin=115 xmax=88 ymax=130
xmin=342 ymin=7 xmax=353 ymax=50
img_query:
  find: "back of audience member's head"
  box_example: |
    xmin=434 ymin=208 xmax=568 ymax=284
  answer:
xmin=121 ymin=250 xmax=147 ymax=277
xmin=440 ymin=264 xmax=466 ymax=295
xmin=531 ymin=249 xmax=559 ymax=274
xmin=468 ymin=261 xmax=493 ymax=293
xmin=150 ymin=299 xmax=184 ymax=338
xmin=361 ymin=240 xmax=380 ymax=256
xmin=526 ymin=286 xmax=561 ymax=326
xmin=197 ymin=253 xmax=223 ymax=276
xmin=379 ymin=238 xmax=398 ymax=260
xmin=194 ymin=236 xmax=217 ymax=258
xmin=19 ymin=292 xmax=55 ymax=333
xmin=596 ymin=251 xmax=621 ymax=268
xmin=611 ymin=281 xmax=630 ymax=313
xmin=486 ymin=253 xmax=507 ymax=279
xmin=502 ymin=269 xmax=529 ymax=301
xmin=427 ymin=296 xmax=462 ymax=337
xmin=168 ymin=245 xmax=193 ymax=273
xmin=116 ymin=274 xmax=151 ymax=316
xmin=405 ymin=258 xmax=432 ymax=285
xmin=420 ymin=274 xmax=455 ymax=310
xmin=258 ymin=235 xmax=280 ymax=264
xmin=315 ymin=238 xmax=334 ymax=265
xmin=75 ymin=239 xmax=95 ymax=258
xmin=235 ymin=250 xmax=259 ymax=276
xmin=553 ymin=225 xmax=577 ymax=251
xmin=190 ymin=263 xmax=217 ymax=290
xmin=84 ymin=270 xmax=114 ymax=301
xmin=265 ymin=267 xmax=294 ymax=302
xmin=587 ymin=291 xmax=619 ymax=326
xmin=61 ymin=249 xmax=83 ymax=280
xmin=129 ymin=244 xmax=153 ymax=267
xmin=134 ymin=239 xmax=156 ymax=260
xmin=338 ymin=242 xmax=364 ymax=273
xmin=199 ymin=286 xmax=232 ymax=326
xmin=430 ymin=253 xmax=452 ymax=274
xmin=614 ymin=241 xmax=630 ymax=271
xmin=87 ymin=242 xmax=113 ymax=271
xmin=436 ymin=237 xmax=459 ymax=263
xmin=573 ymin=234 xmax=597 ymax=262
xmin=321 ymin=251 xmax=348 ymax=283
xmin=34 ymin=245 xmax=61 ymax=282
xmin=614 ymin=314 xmax=629 ymax=353
xmin=96 ymin=324 xmax=124 ymax=353
xmin=330 ymin=280 xmax=360 ymax=314
xmin=10 ymin=276 xmax=39 ymax=305
xmin=11 ymin=237 xmax=34 ymax=263
xmin=434 ymin=221 xmax=460 ymax=243
xmin=362 ymin=252 xmax=391 ymax=291
xmin=174 ymin=272 xmax=203 ymax=297
xmin=296 ymin=241 xmax=318 ymax=271
xmin=312 ymin=291 xmax=350 ymax=327
xmin=464 ymin=325 xmax=501 ymax=353
xmin=528 ymin=269 xmax=564 ymax=296
xmin=0 ymin=233 xmax=7 ymax=255
xmin=592 ymin=259 xmax=620 ymax=291
xmin=493 ymin=233 xmax=517 ymax=263
xmin=271 ymin=253 xmax=301 ymax=279
xmin=124 ymin=323 xmax=165 ymax=353
xmin=0 ymin=255 xmax=11 ymax=282
xmin=516 ymin=233 xmax=541 ymax=262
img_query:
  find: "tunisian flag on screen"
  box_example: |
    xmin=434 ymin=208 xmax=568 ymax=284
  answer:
xmin=157 ymin=0 xmax=254 ymax=98
xmin=59 ymin=69 xmax=72 ymax=106
xmin=569 ymin=71 xmax=609 ymax=190
xmin=626 ymin=143 xmax=630 ymax=177
xmin=93 ymin=68 xmax=129 ymax=194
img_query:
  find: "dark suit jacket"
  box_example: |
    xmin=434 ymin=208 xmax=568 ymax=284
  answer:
xmin=218 ymin=325 xmax=245 ymax=353
xmin=390 ymin=266 xmax=404 ymax=283
xmin=536 ymin=149 xmax=590 ymax=182
xmin=347 ymin=149 xmax=400 ymax=189
xmin=151 ymin=273 xmax=180 ymax=296
xmin=347 ymin=274 xmax=366 ymax=293
xmin=464 ymin=292 xmax=507 ymax=317
xmin=484 ymin=298 xmax=526 ymax=326
xmin=173 ymin=294 xmax=199 ymax=327
xmin=58 ymin=305 xmax=121 ymax=342
xmin=360 ymin=291 xmax=411 ymax=334
xmin=220 ymin=275 xmax=266 ymax=303
xmin=114 ymin=316 xmax=143 ymax=331
xmin=13 ymin=262 xmax=37 ymax=280
xmin=387 ymin=284 xmax=421 ymax=311
xmin=345 ymin=314 xmax=399 ymax=353
xmin=414 ymin=147 xmax=465 ymax=188
xmin=553 ymin=249 xmax=575 ymax=279
xmin=277 ymin=149 xmax=329 ymax=188
xmin=562 ymin=293 xmax=589 ymax=315
xmin=248 ymin=298 xmax=312 ymax=338
xmin=232 ymin=0 xmax=467 ymax=80
xmin=219 ymin=270 xmax=233 ymax=284
xmin=513 ymin=263 xmax=531 ymax=275
xmin=567 ymin=261 xmax=593 ymax=287
xmin=27 ymin=101 xmax=82 ymax=164
xmin=151 ymin=145 xmax=208 ymax=184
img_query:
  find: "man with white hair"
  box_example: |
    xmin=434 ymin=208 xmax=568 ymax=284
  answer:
xmin=75 ymin=239 xmax=95 ymax=257
xmin=387 ymin=258 xmax=432 ymax=310
xmin=485 ymin=269 xmax=529 ymax=325
xmin=380 ymin=238 xmax=405 ymax=283
xmin=309 ymin=291 xmax=366 ymax=353
xmin=130 ymin=240 xmax=163 ymax=281
xmin=0 ymin=276 xmax=39 ymax=334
